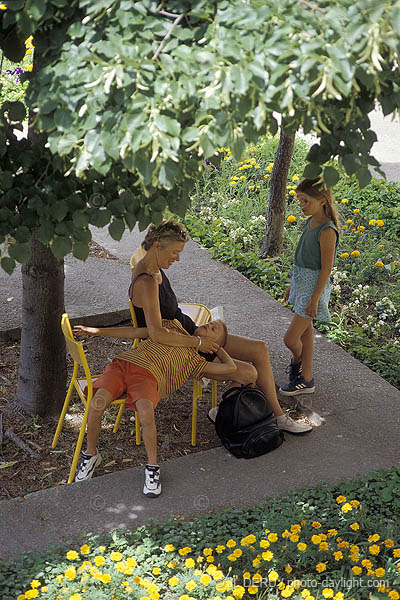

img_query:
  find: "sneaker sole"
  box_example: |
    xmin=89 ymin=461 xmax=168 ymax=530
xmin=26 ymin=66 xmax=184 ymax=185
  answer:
xmin=143 ymin=488 xmax=162 ymax=498
xmin=279 ymin=387 xmax=315 ymax=396
xmin=279 ymin=425 xmax=313 ymax=435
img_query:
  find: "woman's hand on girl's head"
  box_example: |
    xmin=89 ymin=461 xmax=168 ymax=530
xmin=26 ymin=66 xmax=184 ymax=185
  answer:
xmin=198 ymin=337 xmax=220 ymax=354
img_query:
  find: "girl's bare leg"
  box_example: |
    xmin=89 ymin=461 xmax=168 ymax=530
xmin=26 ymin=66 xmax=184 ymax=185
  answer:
xmin=86 ymin=388 xmax=114 ymax=455
xmin=135 ymin=397 xmax=157 ymax=465
xmin=283 ymin=314 xmax=314 ymax=379
xmin=223 ymin=334 xmax=284 ymax=417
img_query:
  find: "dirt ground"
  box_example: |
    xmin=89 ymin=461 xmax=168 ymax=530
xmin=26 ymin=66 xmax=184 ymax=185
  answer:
xmin=0 ymin=241 xmax=225 ymax=501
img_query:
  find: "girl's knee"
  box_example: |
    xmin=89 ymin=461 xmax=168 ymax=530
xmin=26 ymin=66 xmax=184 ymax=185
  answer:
xmin=237 ymin=364 xmax=258 ymax=385
xmin=136 ymin=398 xmax=155 ymax=426
xmin=90 ymin=389 xmax=112 ymax=414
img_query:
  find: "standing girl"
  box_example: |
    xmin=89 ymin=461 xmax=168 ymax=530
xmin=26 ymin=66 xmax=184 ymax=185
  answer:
xmin=280 ymin=178 xmax=340 ymax=396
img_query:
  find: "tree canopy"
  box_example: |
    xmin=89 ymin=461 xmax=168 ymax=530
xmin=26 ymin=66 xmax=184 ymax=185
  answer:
xmin=1 ymin=0 xmax=400 ymax=272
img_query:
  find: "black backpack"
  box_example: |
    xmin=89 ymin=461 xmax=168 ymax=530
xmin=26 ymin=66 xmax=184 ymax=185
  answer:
xmin=215 ymin=385 xmax=285 ymax=459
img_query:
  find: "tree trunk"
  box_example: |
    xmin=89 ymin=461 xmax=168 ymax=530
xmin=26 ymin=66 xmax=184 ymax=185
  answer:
xmin=14 ymin=237 xmax=66 ymax=417
xmin=259 ymin=131 xmax=295 ymax=257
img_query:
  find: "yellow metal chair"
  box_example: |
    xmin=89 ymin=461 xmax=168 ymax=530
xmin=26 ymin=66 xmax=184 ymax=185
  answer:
xmin=129 ymin=250 xmax=217 ymax=446
xmin=52 ymin=313 xmax=127 ymax=484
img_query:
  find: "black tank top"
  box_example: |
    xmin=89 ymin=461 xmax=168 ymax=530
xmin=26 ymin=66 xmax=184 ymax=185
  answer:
xmin=129 ymin=270 xmax=197 ymax=334
xmin=129 ymin=270 xmax=215 ymax=361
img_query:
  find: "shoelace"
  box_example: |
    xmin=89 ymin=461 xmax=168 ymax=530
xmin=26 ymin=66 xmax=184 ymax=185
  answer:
xmin=147 ymin=468 xmax=160 ymax=486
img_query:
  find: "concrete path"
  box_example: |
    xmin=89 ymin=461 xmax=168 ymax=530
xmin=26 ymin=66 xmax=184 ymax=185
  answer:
xmin=1 ymin=226 xmax=399 ymax=560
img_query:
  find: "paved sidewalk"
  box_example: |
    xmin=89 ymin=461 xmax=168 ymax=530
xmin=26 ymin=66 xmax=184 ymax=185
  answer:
xmin=1 ymin=227 xmax=399 ymax=560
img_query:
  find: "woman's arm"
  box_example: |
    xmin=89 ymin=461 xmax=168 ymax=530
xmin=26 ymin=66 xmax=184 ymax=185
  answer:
xmin=203 ymin=347 xmax=237 ymax=377
xmin=305 ymin=227 xmax=337 ymax=318
xmin=73 ymin=325 xmax=149 ymax=339
xmin=133 ymin=275 xmax=219 ymax=352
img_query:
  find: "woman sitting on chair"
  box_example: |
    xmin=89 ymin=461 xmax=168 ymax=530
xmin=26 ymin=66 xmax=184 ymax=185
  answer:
xmin=130 ymin=220 xmax=311 ymax=435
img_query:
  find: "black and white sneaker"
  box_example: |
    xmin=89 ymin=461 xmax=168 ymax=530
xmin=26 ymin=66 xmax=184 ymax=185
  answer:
xmin=75 ymin=450 xmax=102 ymax=482
xmin=279 ymin=376 xmax=315 ymax=396
xmin=143 ymin=465 xmax=161 ymax=498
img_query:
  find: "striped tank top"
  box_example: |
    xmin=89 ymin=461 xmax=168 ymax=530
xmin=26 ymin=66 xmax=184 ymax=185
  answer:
xmin=115 ymin=319 xmax=207 ymax=399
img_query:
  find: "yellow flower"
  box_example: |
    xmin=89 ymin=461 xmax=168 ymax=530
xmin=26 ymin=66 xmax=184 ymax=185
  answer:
xmin=281 ymin=585 xmax=295 ymax=597
xmin=285 ymin=564 xmax=293 ymax=573
xmin=368 ymin=534 xmax=380 ymax=542
xmin=316 ymin=563 xmax=327 ymax=573
xmin=248 ymin=586 xmax=258 ymax=594
xmin=361 ymin=559 xmax=372 ymax=568
xmin=298 ymin=542 xmax=307 ymax=551
xmin=64 ymin=567 xmax=76 ymax=581
xmin=350 ymin=523 xmax=359 ymax=530
xmin=340 ymin=252 xmax=349 ymax=259
xmin=226 ymin=539 xmax=236 ymax=548
xmin=388 ymin=592 xmax=400 ymax=600
xmin=80 ymin=544 xmax=90 ymax=554
xmin=333 ymin=551 xmax=343 ymax=560
xmin=311 ymin=535 xmax=322 ymax=545
xmin=185 ymin=558 xmax=195 ymax=568
xmin=216 ymin=545 xmax=225 ymax=553
xmin=164 ymin=544 xmax=175 ymax=552
xmin=369 ymin=219 xmax=376 ymax=226
xmin=334 ymin=593 xmax=344 ymax=600
xmin=0 ymin=3 xmax=7 ymax=9
xmin=168 ymin=576 xmax=179 ymax=587
xmin=253 ymin=573 xmax=262 ymax=583
xmin=30 ymin=581 xmax=41 ymax=589
xmin=319 ymin=542 xmax=329 ymax=551
xmin=289 ymin=534 xmax=299 ymax=542
xmin=152 ymin=567 xmax=160 ymax=575
xmin=375 ymin=261 xmax=384 ymax=268
xmin=301 ymin=590 xmax=311 ymax=598
xmin=268 ymin=570 xmax=279 ymax=581
xmin=341 ymin=199 xmax=348 ymax=204
xmin=233 ymin=585 xmax=246 ymax=598
xmin=94 ymin=556 xmax=105 ymax=566
xmin=359 ymin=225 xmax=365 ymax=231
xmin=369 ymin=544 xmax=380 ymax=555
xmin=99 ymin=573 xmax=111 ymax=583
xmin=322 ymin=589 xmax=334 ymax=598
xmin=375 ymin=568 xmax=386 ymax=577
xmin=259 ymin=539 xmax=270 ymax=548
xmin=110 ymin=551 xmax=123 ymax=561
xmin=352 ymin=566 xmax=362 ymax=575
xmin=266 ymin=163 xmax=274 ymax=172
xmin=200 ymin=574 xmax=211 ymax=585
xmin=179 ymin=547 xmax=192 ymax=555
xmin=341 ymin=503 xmax=353 ymax=512
xmin=268 ymin=533 xmax=278 ymax=542
xmin=24 ymin=592 xmax=39 ymax=599
xmin=185 ymin=580 xmax=197 ymax=591
xmin=287 ymin=215 xmax=296 ymax=223
xmin=264 ymin=174 xmax=270 ymax=179
xmin=351 ymin=250 xmax=360 ymax=257
xmin=384 ymin=539 xmax=394 ymax=547
xmin=347 ymin=219 xmax=353 ymax=224
xmin=376 ymin=220 xmax=384 ymax=226
xmin=70 ymin=595 xmax=82 ymax=600
xmin=203 ymin=547 xmax=213 ymax=556
xmin=66 ymin=550 xmax=79 ymax=560
xmin=353 ymin=209 xmax=360 ymax=214
xmin=292 ymin=174 xmax=300 ymax=181
xmin=261 ymin=550 xmax=274 ymax=561
xmin=327 ymin=528 xmax=338 ymax=536
xmin=289 ymin=190 xmax=296 ymax=196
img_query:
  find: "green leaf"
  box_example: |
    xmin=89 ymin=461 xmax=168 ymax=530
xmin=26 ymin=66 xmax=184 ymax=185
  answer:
xmin=73 ymin=242 xmax=90 ymax=261
xmin=342 ymin=154 xmax=360 ymax=176
xmin=154 ymin=114 xmax=181 ymax=137
xmin=158 ymin=160 xmax=177 ymax=189
xmin=7 ymin=101 xmax=26 ymax=122
xmin=56 ymin=134 xmax=78 ymax=155
xmin=1 ymin=27 xmax=25 ymax=62
xmin=323 ymin=166 xmax=339 ymax=187
xmin=1 ymin=257 xmax=16 ymax=275
xmin=303 ymin=163 xmax=322 ymax=179
xmin=8 ymin=242 xmax=30 ymax=264
xmin=109 ymin=218 xmax=125 ymax=241
xmin=53 ymin=201 xmax=69 ymax=222
xmin=28 ymin=0 xmax=47 ymax=21
xmin=72 ymin=211 xmax=89 ymax=229
xmin=36 ymin=221 xmax=55 ymax=244
xmin=356 ymin=167 xmax=372 ymax=189
xmin=51 ymin=236 xmax=72 ymax=258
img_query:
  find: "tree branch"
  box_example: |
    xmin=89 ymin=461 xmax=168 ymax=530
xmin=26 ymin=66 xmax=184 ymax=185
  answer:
xmin=152 ymin=13 xmax=185 ymax=61
xmin=298 ymin=0 xmax=324 ymax=12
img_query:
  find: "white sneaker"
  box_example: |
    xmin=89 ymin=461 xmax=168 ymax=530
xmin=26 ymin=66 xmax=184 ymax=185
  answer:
xmin=208 ymin=407 xmax=218 ymax=423
xmin=276 ymin=414 xmax=312 ymax=434
xmin=75 ymin=450 xmax=102 ymax=481
xmin=143 ymin=465 xmax=161 ymax=498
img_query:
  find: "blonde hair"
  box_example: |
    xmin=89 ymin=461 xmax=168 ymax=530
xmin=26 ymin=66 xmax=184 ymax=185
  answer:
xmin=215 ymin=319 xmax=228 ymax=347
xmin=141 ymin=220 xmax=190 ymax=251
xmin=296 ymin=178 xmax=340 ymax=234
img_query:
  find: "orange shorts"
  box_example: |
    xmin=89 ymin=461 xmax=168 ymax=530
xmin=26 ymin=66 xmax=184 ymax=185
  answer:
xmin=90 ymin=359 xmax=160 ymax=411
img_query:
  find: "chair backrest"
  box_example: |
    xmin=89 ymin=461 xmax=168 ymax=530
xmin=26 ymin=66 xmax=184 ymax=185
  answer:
xmin=130 ymin=246 xmax=146 ymax=271
xmin=61 ymin=313 xmax=92 ymax=376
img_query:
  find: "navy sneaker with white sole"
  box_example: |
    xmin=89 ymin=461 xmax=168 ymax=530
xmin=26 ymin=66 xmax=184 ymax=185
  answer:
xmin=279 ymin=376 xmax=315 ymax=396
xmin=143 ymin=465 xmax=161 ymax=497
xmin=75 ymin=450 xmax=102 ymax=482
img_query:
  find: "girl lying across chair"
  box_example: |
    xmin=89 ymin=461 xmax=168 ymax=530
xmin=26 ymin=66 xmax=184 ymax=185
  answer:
xmin=73 ymin=318 xmax=248 ymax=498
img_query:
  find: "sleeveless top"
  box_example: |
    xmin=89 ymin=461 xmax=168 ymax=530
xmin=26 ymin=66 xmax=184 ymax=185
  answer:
xmin=129 ymin=270 xmax=215 ymax=362
xmin=294 ymin=218 xmax=339 ymax=271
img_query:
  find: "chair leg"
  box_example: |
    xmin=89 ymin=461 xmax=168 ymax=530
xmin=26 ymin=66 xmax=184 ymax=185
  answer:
xmin=52 ymin=379 xmax=76 ymax=448
xmin=113 ymin=403 xmax=125 ymax=433
xmin=135 ymin=412 xmax=141 ymax=445
xmin=67 ymin=404 xmax=91 ymax=484
xmin=211 ymin=380 xmax=217 ymax=409
xmin=192 ymin=380 xmax=202 ymax=446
